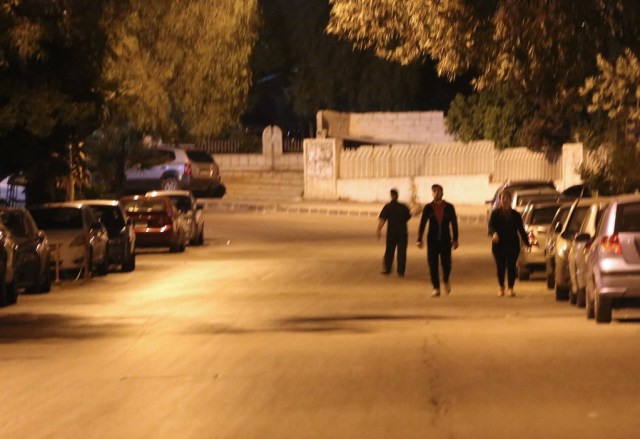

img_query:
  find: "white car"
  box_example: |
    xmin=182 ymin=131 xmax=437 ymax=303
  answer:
xmin=29 ymin=202 xmax=109 ymax=276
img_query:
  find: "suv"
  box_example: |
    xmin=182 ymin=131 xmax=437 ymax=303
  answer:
xmin=124 ymin=146 xmax=222 ymax=196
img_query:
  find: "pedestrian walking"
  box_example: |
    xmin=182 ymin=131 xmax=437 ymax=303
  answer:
xmin=377 ymin=188 xmax=412 ymax=277
xmin=488 ymin=191 xmax=531 ymax=297
xmin=417 ymin=184 xmax=459 ymax=297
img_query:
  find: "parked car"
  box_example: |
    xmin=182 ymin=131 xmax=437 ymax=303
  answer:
xmin=568 ymin=198 xmax=612 ymax=306
xmin=486 ymin=180 xmax=557 ymax=230
xmin=0 ymin=207 xmax=51 ymax=293
xmin=544 ymin=204 xmax=573 ymax=289
xmin=80 ymin=200 xmax=136 ymax=272
xmin=585 ymin=194 xmax=640 ymax=323
xmin=510 ymin=188 xmax=562 ymax=214
xmin=124 ymin=145 xmax=222 ymax=195
xmin=121 ymin=195 xmax=189 ymax=252
xmin=0 ymin=223 xmax=18 ymax=306
xmin=29 ymin=203 xmax=109 ymax=276
xmin=516 ymin=201 xmax=564 ymax=280
xmin=145 ymin=190 xmax=205 ymax=245
xmin=551 ymin=198 xmax=609 ymax=301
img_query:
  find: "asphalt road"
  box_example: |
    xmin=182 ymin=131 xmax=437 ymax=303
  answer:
xmin=1 ymin=209 xmax=640 ymax=438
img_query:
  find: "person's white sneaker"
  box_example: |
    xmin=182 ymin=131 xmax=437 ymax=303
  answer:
xmin=444 ymin=281 xmax=451 ymax=294
xmin=431 ymin=289 xmax=441 ymax=297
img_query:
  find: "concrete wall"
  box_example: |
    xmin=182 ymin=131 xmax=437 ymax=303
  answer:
xmin=317 ymin=110 xmax=454 ymax=143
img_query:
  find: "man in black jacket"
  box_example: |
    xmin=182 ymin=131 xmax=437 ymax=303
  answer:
xmin=417 ymin=184 xmax=459 ymax=297
xmin=377 ymin=188 xmax=412 ymax=277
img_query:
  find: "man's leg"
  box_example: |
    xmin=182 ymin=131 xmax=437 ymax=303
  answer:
xmin=440 ymin=242 xmax=452 ymax=282
xmin=396 ymin=234 xmax=408 ymax=276
xmin=427 ymin=245 xmax=441 ymax=289
xmin=382 ymin=236 xmax=396 ymax=274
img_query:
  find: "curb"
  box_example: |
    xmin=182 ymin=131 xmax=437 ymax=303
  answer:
xmin=202 ymin=199 xmax=487 ymax=224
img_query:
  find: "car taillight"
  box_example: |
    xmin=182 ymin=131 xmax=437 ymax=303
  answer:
xmin=184 ymin=163 xmax=192 ymax=176
xmin=527 ymin=231 xmax=538 ymax=246
xmin=600 ymin=234 xmax=621 ymax=254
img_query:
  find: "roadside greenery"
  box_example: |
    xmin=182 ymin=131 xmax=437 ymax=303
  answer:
xmin=327 ymin=0 xmax=640 ymax=192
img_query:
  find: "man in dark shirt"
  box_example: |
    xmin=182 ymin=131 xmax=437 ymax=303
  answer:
xmin=377 ymin=189 xmax=412 ymax=277
xmin=417 ymin=184 xmax=459 ymax=297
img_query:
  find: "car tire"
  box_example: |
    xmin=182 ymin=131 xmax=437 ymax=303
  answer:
xmin=194 ymin=228 xmax=204 ymax=246
xmin=595 ymin=294 xmax=612 ymax=323
xmin=97 ymin=250 xmax=109 ymax=276
xmin=546 ymin=271 xmax=555 ymax=289
xmin=517 ymin=267 xmax=530 ymax=281
xmin=586 ymin=293 xmax=595 ymax=319
xmin=122 ymin=250 xmax=135 ymax=272
xmin=161 ymin=177 xmax=179 ymax=191
xmin=1 ymin=277 xmax=18 ymax=306
xmin=569 ymin=289 xmax=577 ymax=305
xmin=555 ymin=285 xmax=569 ymax=301
xmin=210 ymin=184 xmax=226 ymax=198
xmin=576 ymin=287 xmax=586 ymax=308
xmin=40 ymin=265 xmax=52 ymax=293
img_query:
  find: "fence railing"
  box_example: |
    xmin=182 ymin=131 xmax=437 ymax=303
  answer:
xmin=198 ymin=138 xmax=262 ymax=154
xmin=283 ymin=138 xmax=304 ymax=153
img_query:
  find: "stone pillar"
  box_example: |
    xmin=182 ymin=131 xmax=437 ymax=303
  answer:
xmin=303 ymin=138 xmax=342 ymax=200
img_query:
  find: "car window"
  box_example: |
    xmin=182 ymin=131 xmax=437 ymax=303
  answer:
xmin=185 ymin=150 xmax=213 ymax=163
xmin=123 ymin=200 xmax=167 ymax=213
xmin=530 ymin=206 xmax=559 ymax=225
xmin=30 ymin=208 xmax=83 ymax=230
xmin=565 ymin=206 xmax=590 ymax=234
xmin=150 ymin=149 xmax=176 ymax=165
xmin=616 ymin=202 xmax=640 ymax=232
xmin=172 ymin=196 xmax=192 ymax=211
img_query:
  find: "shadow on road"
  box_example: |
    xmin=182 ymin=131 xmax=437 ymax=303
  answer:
xmin=0 ymin=313 xmax=128 ymax=342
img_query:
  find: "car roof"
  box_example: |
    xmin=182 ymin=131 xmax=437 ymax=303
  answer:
xmin=145 ymin=190 xmax=192 ymax=197
xmin=610 ymin=193 xmax=640 ymax=204
xmin=513 ymin=188 xmax=559 ymax=195
xmin=31 ymin=201 xmax=86 ymax=209
xmin=75 ymin=199 xmax=121 ymax=207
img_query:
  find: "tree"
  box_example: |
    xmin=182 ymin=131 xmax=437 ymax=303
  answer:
xmin=100 ymin=0 xmax=259 ymax=142
xmin=579 ymin=49 xmax=640 ymax=194
xmin=0 ymin=0 xmax=101 ymax=190
xmin=327 ymin=0 xmax=640 ymax=151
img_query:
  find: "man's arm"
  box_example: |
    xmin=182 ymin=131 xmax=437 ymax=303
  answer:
xmin=376 ymin=218 xmax=386 ymax=240
xmin=450 ymin=204 xmax=459 ymax=249
xmin=417 ymin=205 xmax=429 ymax=247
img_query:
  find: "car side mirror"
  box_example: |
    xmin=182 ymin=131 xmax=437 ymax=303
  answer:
xmin=37 ymin=230 xmax=46 ymax=241
xmin=553 ymin=222 xmax=563 ymax=233
xmin=126 ymin=218 xmax=133 ymax=226
xmin=560 ymin=231 xmax=574 ymax=240
xmin=91 ymin=222 xmax=104 ymax=232
xmin=196 ymin=202 xmax=204 ymax=210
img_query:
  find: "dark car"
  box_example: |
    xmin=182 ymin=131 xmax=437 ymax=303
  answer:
xmin=80 ymin=200 xmax=136 ymax=272
xmin=0 ymin=223 xmax=18 ymax=306
xmin=123 ymin=146 xmax=222 ymax=196
xmin=145 ymin=190 xmax=205 ymax=245
xmin=121 ymin=195 xmax=189 ymax=252
xmin=0 ymin=208 xmax=51 ymax=293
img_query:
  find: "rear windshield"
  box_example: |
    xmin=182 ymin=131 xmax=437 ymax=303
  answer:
xmin=517 ymin=194 xmax=559 ymax=207
xmin=30 ymin=207 xmax=83 ymax=230
xmin=90 ymin=205 xmax=125 ymax=229
xmin=123 ymin=200 xmax=167 ymax=213
xmin=530 ymin=206 xmax=559 ymax=225
xmin=616 ymin=202 xmax=640 ymax=232
xmin=186 ymin=150 xmax=213 ymax=163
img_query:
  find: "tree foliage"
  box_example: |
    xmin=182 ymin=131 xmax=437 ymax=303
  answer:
xmin=100 ymin=0 xmax=259 ymax=142
xmin=327 ymin=0 xmax=640 ymax=151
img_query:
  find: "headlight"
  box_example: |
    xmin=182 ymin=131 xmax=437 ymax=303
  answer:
xmin=70 ymin=234 xmax=85 ymax=247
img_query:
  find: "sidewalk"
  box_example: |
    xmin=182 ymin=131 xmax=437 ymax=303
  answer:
xmin=202 ymin=198 xmax=488 ymax=224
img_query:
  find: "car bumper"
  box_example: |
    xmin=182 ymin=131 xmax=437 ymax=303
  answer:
xmin=134 ymin=229 xmax=176 ymax=247
xmin=49 ymin=244 xmax=86 ymax=270
xmin=598 ymin=271 xmax=640 ymax=298
xmin=519 ymin=246 xmax=545 ymax=268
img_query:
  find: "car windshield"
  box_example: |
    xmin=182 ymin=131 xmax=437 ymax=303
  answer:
xmin=530 ymin=206 xmax=559 ymax=225
xmin=517 ymin=194 xmax=559 ymax=207
xmin=30 ymin=207 xmax=83 ymax=230
xmin=185 ymin=150 xmax=213 ymax=163
xmin=90 ymin=205 xmax=125 ymax=229
xmin=616 ymin=202 xmax=640 ymax=232
xmin=123 ymin=200 xmax=167 ymax=213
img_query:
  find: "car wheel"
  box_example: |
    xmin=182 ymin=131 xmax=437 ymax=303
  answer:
xmin=569 ymin=289 xmax=577 ymax=305
xmin=586 ymin=291 xmax=595 ymax=319
xmin=169 ymin=232 xmax=181 ymax=253
xmin=595 ymin=293 xmax=612 ymax=323
xmin=161 ymin=177 xmax=179 ymax=191
xmin=40 ymin=265 xmax=52 ymax=293
xmin=97 ymin=251 xmax=109 ymax=276
xmin=546 ymin=271 xmax=555 ymax=289
xmin=122 ymin=250 xmax=135 ymax=272
xmin=210 ymin=184 xmax=226 ymax=198
xmin=576 ymin=287 xmax=586 ymax=308
xmin=517 ymin=267 xmax=530 ymax=281
xmin=1 ymin=277 xmax=18 ymax=306
xmin=555 ymin=285 xmax=569 ymax=301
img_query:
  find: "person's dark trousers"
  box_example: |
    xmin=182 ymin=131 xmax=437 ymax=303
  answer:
xmin=492 ymin=246 xmax=519 ymax=288
xmin=384 ymin=232 xmax=408 ymax=275
xmin=427 ymin=241 xmax=452 ymax=289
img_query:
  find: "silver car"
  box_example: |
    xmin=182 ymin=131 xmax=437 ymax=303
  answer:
xmin=586 ymin=194 xmax=640 ymax=323
xmin=568 ymin=198 xmax=612 ymax=307
xmin=517 ymin=201 xmax=563 ymax=280
xmin=124 ymin=146 xmax=222 ymax=195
